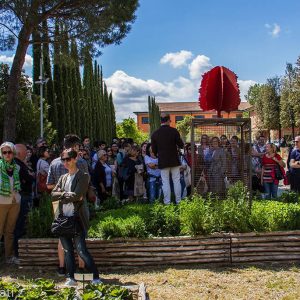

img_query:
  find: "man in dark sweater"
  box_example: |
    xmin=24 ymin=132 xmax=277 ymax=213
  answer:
xmin=14 ymin=144 xmax=35 ymax=258
xmin=151 ymin=113 xmax=184 ymax=204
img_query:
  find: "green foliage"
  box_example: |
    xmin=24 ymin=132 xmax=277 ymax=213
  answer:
xmin=179 ymin=196 xmax=212 ymax=235
xmin=26 ymin=195 xmax=54 ymax=238
xmin=148 ymin=96 xmax=160 ymax=135
xmin=0 ymin=279 xmax=132 ymax=299
xmin=176 ymin=115 xmax=193 ymax=143
xmin=249 ymin=201 xmax=300 ymax=232
xmin=24 ymin=183 xmax=300 ymax=240
xmin=148 ymin=203 xmax=180 ymax=236
xmin=278 ymin=191 xmax=300 ymax=204
xmin=116 ymin=117 xmax=149 ymax=144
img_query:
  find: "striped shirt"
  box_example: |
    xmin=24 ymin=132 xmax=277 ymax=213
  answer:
xmin=262 ymin=154 xmax=281 ymax=183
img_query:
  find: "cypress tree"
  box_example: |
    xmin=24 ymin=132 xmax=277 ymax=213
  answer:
xmin=70 ymin=39 xmax=82 ymax=137
xmin=60 ymin=24 xmax=72 ymax=134
xmin=53 ymin=22 xmax=65 ymax=141
xmin=42 ymin=20 xmax=58 ymax=132
xmin=148 ymin=96 xmax=160 ymax=135
xmin=109 ymin=91 xmax=116 ymax=140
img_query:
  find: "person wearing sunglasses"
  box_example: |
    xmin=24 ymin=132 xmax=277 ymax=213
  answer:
xmin=0 ymin=142 xmax=21 ymax=265
xmin=52 ymin=148 xmax=101 ymax=287
xmin=289 ymin=136 xmax=300 ymax=193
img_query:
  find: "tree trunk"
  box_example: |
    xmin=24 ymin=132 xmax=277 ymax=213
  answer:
xmin=3 ymin=25 xmax=32 ymax=141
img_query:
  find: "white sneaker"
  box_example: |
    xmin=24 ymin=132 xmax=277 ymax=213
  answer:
xmin=91 ymin=278 xmax=103 ymax=285
xmin=64 ymin=278 xmax=77 ymax=287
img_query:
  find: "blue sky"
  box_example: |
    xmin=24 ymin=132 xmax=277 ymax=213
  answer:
xmin=1 ymin=0 xmax=300 ymax=121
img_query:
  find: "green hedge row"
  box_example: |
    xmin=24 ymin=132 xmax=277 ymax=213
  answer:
xmin=88 ymin=183 xmax=300 ymax=239
xmin=26 ymin=182 xmax=300 ymax=239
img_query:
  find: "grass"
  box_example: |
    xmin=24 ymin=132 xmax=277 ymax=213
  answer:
xmin=1 ymin=263 xmax=300 ymax=299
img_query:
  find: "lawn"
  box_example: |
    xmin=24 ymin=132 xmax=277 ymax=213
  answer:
xmin=1 ymin=263 xmax=300 ymax=299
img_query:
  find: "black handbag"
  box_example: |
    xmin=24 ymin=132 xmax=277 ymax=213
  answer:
xmin=51 ymin=214 xmax=82 ymax=238
xmin=275 ymin=164 xmax=284 ymax=181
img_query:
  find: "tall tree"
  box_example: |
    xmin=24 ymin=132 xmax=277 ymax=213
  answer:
xmin=280 ymin=63 xmax=297 ymax=138
xmin=0 ymin=0 xmax=139 ymax=140
xmin=148 ymin=96 xmax=160 ymax=135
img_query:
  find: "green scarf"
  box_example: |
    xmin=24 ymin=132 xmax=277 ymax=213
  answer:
xmin=0 ymin=158 xmax=21 ymax=196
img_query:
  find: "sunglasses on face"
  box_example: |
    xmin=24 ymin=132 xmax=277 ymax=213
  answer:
xmin=2 ymin=151 xmax=13 ymax=155
xmin=61 ymin=157 xmax=72 ymax=162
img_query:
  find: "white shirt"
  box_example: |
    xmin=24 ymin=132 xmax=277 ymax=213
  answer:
xmin=62 ymin=172 xmax=77 ymax=217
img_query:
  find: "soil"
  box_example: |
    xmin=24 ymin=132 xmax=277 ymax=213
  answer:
xmin=1 ymin=262 xmax=300 ymax=299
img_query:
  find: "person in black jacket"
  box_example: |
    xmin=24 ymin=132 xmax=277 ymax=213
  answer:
xmin=93 ymin=150 xmax=113 ymax=202
xmin=14 ymin=144 xmax=35 ymax=259
xmin=151 ymin=113 xmax=184 ymax=204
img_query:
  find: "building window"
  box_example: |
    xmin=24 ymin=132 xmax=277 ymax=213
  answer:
xmin=175 ymin=116 xmax=184 ymax=122
xmin=141 ymin=117 xmax=149 ymax=124
xmin=194 ymin=115 xmax=205 ymax=119
xmin=236 ymin=114 xmax=243 ymax=118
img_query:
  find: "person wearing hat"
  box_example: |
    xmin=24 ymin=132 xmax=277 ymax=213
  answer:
xmin=0 ymin=142 xmax=21 ymax=264
xmin=289 ymin=136 xmax=300 ymax=193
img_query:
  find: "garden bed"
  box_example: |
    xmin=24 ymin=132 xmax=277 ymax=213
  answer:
xmin=19 ymin=231 xmax=300 ymax=269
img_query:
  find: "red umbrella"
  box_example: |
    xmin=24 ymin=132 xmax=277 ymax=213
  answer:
xmin=198 ymin=66 xmax=241 ymax=117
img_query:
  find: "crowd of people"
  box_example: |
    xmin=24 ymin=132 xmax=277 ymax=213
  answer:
xmin=0 ymin=113 xmax=300 ymax=286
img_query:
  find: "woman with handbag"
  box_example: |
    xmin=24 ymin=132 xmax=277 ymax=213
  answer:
xmin=51 ymin=149 xmax=101 ymax=287
xmin=261 ymin=143 xmax=285 ymax=199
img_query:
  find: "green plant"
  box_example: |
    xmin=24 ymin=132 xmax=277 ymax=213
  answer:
xmin=179 ymin=196 xmax=212 ymax=235
xmin=26 ymin=194 xmax=53 ymax=238
xmin=249 ymin=201 xmax=300 ymax=232
xmin=278 ymin=191 xmax=300 ymax=203
xmin=101 ymin=197 xmax=122 ymax=210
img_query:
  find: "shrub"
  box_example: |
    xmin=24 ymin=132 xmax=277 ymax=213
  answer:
xmin=278 ymin=191 xmax=300 ymax=204
xmin=249 ymin=201 xmax=300 ymax=232
xmin=179 ymin=196 xmax=212 ymax=235
xmin=214 ymin=198 xmax=251 ymax=232
xmin=122 ymin=215 xmax=147 ymax=238
xmin=26 ymin=195 xmax=53 ymax=238
xmin=148 ymin=202 xmax=180 ymax=236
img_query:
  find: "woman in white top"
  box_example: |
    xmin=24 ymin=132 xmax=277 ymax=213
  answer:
xmin=0 ymin=142 xmax=21 ymax=264
xmin=51 ymin=149 xmax=101 ymax=287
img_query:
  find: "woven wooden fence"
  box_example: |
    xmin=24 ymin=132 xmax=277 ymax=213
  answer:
xmin=19 ymin=231 xmax=300 ymax=269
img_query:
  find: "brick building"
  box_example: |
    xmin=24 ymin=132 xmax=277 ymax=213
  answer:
xmin=134 ymin=101 xmax=251 ymax=133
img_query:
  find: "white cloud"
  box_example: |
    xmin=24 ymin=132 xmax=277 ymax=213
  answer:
xmin=188 ymin=55 xmax=212 ymax=80
xmin=105 ymin=53 xmax=256 ymax=122
xmin=160 ymin=50 xmax=193 ymax=68
xmin=0 ymin=54 xmax=33 ymax=68
xmin=265 ymin=23 xmax=281 ymax=37
xmin=238 ymin=79 xmax=257 ymax=100
xmin=105 ymin=70 xmax=198 ymax=121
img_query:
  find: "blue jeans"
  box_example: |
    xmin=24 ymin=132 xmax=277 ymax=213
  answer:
xmin=148 ymin=178 xmax=162 ymax=203
xmin=14 ymin=194 xmax=32 ymax=257
xmin=263 ymin=182 xmax=278 ymax=199
xmin=60 ymin=231 xmax=99 ymax=280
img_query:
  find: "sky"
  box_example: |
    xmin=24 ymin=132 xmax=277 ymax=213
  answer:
xmin=1 ymin=0 xmax=300 ymax=121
